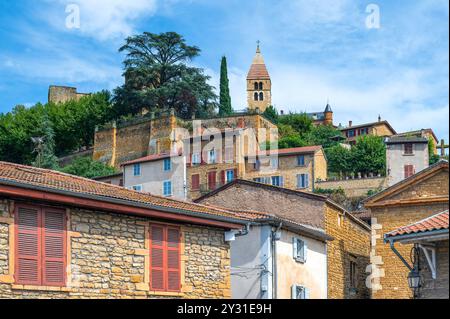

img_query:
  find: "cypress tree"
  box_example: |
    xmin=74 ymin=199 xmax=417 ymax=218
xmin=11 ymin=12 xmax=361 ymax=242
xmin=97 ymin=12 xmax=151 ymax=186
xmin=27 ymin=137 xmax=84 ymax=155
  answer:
xmin=219 ymin=56 xmax=233 ymax=116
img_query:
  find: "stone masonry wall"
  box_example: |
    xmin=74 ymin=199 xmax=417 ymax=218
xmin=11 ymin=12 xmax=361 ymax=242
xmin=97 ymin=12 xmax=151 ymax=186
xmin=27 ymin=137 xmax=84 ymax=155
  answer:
xmin=316 ymin=177 xmax=388 ymax=198
xmin=419 ymin=240 xmax=449 ymax=299
xmin=325 ymin=205 xmax=371 ymax=299
xmin=0 ymin=199 xmax=231 ymax=299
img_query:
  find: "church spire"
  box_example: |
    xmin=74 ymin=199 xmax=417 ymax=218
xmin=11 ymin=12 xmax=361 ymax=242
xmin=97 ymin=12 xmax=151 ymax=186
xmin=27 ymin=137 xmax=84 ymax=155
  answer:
xmin=247 ymin=41 xmax=272 ymax=112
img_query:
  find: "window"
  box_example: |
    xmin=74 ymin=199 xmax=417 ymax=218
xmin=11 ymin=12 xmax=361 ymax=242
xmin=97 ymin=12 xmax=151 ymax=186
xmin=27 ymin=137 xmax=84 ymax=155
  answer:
xmin=150 ymin=224 xmax=181 ymax=292
xmin=192 ymin=153 xmax=201 ymax=166
xmin=119 ymin=179 xmax=124 ymax=187
xmin=348 ymin=130 xmax=355 ymax=137
xmin=404 ymin=165 xmax=415 ymax=178
xmin=163 ymin=158 xmax=171 ymax=171
xmin=226 ymin=170 xmax=235 ymax=183
xmin=350 ymin=258 xmax=358 ymax=289
xmin=133 ymin=163 xmax=141 ymax=176
xmin=259 ymin=82 xmax=263 ymax=90
xmin=163 ymin=181 xmax=172 ymax=196
xmin=259 ymin=92 xmax=264 ymax=101
xmin=254 ymin=160 xmax=261 ymax=171
xmin=15 ymin=205 xmax=66 ymax=287
xmin=291 ymin=285 xmax=310 ymax=299
xmin=208 ymin=171 xmax=217 ymax=190
xmin=254 ymin=82 xmax=258 ymax=90
xmin=293 ymin=237 xmax=307 ymax=263
xmin=271 ymin=176 xmax=283 ymax=187
xmin=224 ymin=147 xmax=234 ymax=163
xmin=404 ymin=143 xmax=414 ymax=155
xmin=270 ymin=157 xmax=279 ymax=169
xmin=297 ymin=174 xmax=309 ymax=189
xmin=208 ymin=149 xmax=217 ymax=164
xmin=132 ymin=185 xmax=142 ymax=192
xmin=297 ymin=155 xmax=305 ymax=166
xmin=191 ymin=174 xmax=200 ymax=191
xmin=254 ymin=92 xmax=259 ymax=101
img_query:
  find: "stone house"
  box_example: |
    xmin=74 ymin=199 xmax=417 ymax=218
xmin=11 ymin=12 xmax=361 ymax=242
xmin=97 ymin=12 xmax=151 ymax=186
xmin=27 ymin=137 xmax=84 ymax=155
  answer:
xmin=384 ymin=210 xmax=448 ymax=299
xmin=364 ymin=160 xmax=449 ymax=299
xmin=244 ymin=146 xmax=328 ymax=192
xmin=195 ymin=179 xmax=371 ymax=299
xmin=121 ymin=153 xmax=187 ymax=200
xmin=93 ymin=172 xmax=123 ymax=187
xmin=0 ymin=161 xmax=251 ymax=299
xmin=386 ymin=136 xmax=429 ymax=187
xmin=339 ymin=118 xmax=396 ymax=145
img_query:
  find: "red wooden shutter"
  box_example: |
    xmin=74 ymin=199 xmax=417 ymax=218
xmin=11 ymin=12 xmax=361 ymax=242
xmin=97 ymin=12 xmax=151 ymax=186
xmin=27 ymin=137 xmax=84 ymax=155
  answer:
xmin=15 ymin=206 xmax=41 ymax=285
xmin=166 ymin=227 xmax=181 ymax=291
xmin=150 ymin=225 xmax=165 ymax=291
xmin=208 ymin=171 xmax=216 ymax=190
xmin=42 ymin=209 xmax=66 ymax=286
xmin=404 ymin=165 xmax=414 ymax=178
xmin=192 ymin=174 xmax=200 ymax=190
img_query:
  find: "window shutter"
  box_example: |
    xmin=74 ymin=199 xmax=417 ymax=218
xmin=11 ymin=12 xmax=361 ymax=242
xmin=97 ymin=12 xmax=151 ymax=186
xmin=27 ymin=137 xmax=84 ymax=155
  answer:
xmin=192 ymin=174 xmax=200 ymax=190
xmin=303 ymin=241 xmax=308 ymax=262
xmin=166 ymin=228 xmax=181 ymax=291
xmin=292 ymin=237 xmax=298 ymax=260
xmin=291 ymin=284 xmax=298 ymax=299
xmin=304 ymin=287 xmax=310 ymax=299
xmin=15 ymin=206 xmax=41 ymax=285
xmin=208 ymin=171 xmax=216 ymax=190
xmin=305 ymin=174 xmax=309 ymax=188
xmin=234 ymin=169 xmax=238 ymax=180
xmin=42 ymin=209 xmax=66 ymax=286
xmin=150 ymin=225 xmax=165 ymax=291
xmin=221 ymin=170 xmax=226 ymax=185
xmin=280 ymin=176 xmax=284 ymax=187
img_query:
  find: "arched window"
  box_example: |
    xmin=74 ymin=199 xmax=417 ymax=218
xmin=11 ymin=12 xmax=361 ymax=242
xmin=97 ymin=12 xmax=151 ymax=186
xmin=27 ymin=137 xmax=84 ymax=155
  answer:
xmin=254 ymin=82 xmax=259 ymax=90
xmin=259 ymin=82 xmax=263 ymax=90
xmin=254 ymin=92 xmax=259 ymax=101
xmin=259 ymin=92 xmax=264 ymax=101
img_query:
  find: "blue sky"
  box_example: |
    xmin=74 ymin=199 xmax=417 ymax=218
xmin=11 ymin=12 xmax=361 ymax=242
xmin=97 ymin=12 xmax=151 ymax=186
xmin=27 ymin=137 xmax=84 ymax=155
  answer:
xmin=0 ymin=0 xmax=448 ymax=140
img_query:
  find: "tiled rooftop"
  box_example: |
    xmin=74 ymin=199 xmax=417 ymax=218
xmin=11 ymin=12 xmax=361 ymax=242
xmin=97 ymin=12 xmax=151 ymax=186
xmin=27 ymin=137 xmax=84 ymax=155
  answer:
xmin=386 ymin=210 xmax=449 ymax=238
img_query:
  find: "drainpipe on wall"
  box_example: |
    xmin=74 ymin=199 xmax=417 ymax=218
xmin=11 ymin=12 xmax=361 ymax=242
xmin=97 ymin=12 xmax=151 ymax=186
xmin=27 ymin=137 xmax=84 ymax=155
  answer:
xmin=312 ymin=155 xmax=316 ymax=192
xmin=271 ymin=223 xmax=282 ymax=299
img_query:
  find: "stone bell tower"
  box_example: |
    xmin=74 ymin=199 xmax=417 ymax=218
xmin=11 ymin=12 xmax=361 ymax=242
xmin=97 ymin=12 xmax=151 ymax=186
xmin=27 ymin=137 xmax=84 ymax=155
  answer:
xmin=247 ymin=42 xmax=272 ymax=112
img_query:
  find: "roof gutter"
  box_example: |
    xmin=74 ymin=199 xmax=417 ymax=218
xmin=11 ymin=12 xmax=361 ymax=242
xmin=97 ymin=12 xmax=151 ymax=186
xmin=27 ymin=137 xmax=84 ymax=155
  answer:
xmin=0 ymin=179 xmax=247 ymax=229
xmin=384 ymin=229 xmax=449 ymax=244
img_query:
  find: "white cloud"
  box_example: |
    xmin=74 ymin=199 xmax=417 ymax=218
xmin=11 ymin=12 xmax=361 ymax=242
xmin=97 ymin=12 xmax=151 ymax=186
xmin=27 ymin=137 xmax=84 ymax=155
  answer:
xmin=51 ymin=0 xmax=158 ymax=41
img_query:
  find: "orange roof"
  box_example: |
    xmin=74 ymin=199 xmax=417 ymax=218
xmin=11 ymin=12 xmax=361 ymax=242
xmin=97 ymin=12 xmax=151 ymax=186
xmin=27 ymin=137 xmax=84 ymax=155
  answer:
xmin=121 ymin=153 xmax=175 ymax=166
xmin=247 ymin=64 xmax=270 ymax=80
xmin=0 ymin=161 xmax=256 ymax=224
xmin=386 ymin=210 xmax=449 ymax=238
xmin=248 ymin=146 xmax=322 ymax=157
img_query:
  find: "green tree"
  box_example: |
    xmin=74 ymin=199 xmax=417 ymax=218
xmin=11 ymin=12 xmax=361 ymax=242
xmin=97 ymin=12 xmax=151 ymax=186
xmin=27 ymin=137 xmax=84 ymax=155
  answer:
xmin=278 ymin=113 xmax=313 ymax=138
xmin=325 ymin=144 xmax=352 ymax=175
xmin=306 ymin=125 xmax=343 ymax=149
xmin=262 ymin=105 xmax=279 ymax=124
xmin=218 ymin=56 xmax=233 ymax=116
xmin=428 ymin=138 xmax=440 ymax=165
xmin=351 ymin=135 xmax=386 ymax=175
xmin=278 ymin=135 xmax=307 ymax=149
xmin=113 ymin=32 xmax=217 ymax=119
xmin=60 ymin=157 xmax=117 ymax=179
xmin=31 ymin=112 xmax=59 ymax=169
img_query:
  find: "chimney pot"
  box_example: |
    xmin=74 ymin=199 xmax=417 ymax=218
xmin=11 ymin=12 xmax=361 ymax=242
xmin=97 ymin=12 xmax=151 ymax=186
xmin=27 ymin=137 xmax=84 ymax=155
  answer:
xmin=349 ymin=121 xmax=353 ymax=127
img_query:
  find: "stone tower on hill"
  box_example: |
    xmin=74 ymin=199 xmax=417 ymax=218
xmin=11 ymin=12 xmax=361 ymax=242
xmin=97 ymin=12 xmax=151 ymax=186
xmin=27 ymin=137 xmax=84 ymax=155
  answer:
xmin=48 ymin=85 xmax=90 ymax=104
xmin=247 ymin=43 xmax=272 ymax=112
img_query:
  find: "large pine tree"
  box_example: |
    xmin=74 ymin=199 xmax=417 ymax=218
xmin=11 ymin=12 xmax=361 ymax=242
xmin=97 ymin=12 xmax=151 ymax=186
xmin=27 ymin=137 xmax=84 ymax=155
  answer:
xmin=219 ymin=56 xmax=233 ymax=116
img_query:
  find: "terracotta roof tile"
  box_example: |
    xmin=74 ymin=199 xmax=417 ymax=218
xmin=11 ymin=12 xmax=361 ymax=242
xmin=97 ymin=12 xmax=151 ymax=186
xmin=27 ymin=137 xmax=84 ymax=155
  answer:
xmin=121 ymin=153 xmax=175 ymax=166
xmin=0 ymin=161 xmax=250 ymax=222
xmin=247 ymin=64 xmax=270 ymax=80
xmin=249 ymin=146 xmax=322 ymax=157
xmin=386 ymin=210 xmax=449 ymax=238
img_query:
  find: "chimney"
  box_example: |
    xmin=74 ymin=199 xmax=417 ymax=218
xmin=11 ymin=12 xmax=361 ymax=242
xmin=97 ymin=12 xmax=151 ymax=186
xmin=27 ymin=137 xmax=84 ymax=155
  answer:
xmin=378 ymin=115 xmax=381 ymax=122
xmin=280 ymin=110 xmax=284 ymax=115
xmin=349 ymin=121 xmax=353 ymax=127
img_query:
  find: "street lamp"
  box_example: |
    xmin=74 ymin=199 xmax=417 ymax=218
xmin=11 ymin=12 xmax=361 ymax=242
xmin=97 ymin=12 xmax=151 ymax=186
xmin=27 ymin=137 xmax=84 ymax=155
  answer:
xmin=407 ymin=267 xmax=421 ymax=290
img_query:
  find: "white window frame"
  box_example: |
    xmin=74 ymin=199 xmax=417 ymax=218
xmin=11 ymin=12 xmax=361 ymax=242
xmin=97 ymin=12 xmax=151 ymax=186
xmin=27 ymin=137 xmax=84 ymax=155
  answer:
xmin=132 ymin=185 xmax=143 ymax=192
xmin=208 ymin=149 xmax=217 ymax=164
xmin=291 ymin=285 xmax=310 ymax=299
xmin=192 ymin=153 xmax=201 ymax=166
xmin=293 ymin=237 xmax=307 ymax=263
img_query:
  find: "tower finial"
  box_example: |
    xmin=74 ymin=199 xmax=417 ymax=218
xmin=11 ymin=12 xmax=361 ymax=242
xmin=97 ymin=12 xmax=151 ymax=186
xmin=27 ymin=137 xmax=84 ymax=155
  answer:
xmin=256 ymin=40 xmax=261 ymax=53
